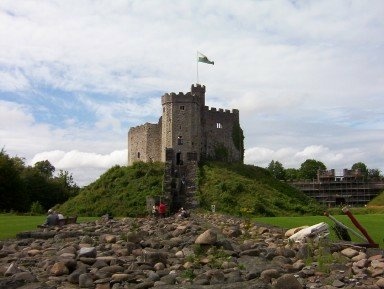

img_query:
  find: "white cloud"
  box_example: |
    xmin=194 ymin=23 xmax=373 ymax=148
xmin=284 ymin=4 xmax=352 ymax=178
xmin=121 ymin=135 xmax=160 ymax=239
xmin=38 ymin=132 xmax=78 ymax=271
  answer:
xmin=0 ymin=100 xmax=55 ymax=153
xmin=294 ymin=145 xmax=344 ymax=163
xmin=0 ymin=70 xmax=30 ymax=91
xmin=0 ymin=0 xmax=383 ymax=185
xmin=30 ymin=149 xmax=127 ymax=169
xmin=244 ymin=144 xmax=381 ymax=174
xmin=0 ymin=100 xmax=33 ymax=126
xmin=29 ymin=149 xmax=127 ymax=186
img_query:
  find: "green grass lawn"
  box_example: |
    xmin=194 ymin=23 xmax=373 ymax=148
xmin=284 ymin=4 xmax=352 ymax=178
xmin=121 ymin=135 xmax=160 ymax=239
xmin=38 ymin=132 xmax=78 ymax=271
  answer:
xmin=0 ymin=214 xmax=98 ymax=240
xmin=256 ymin=213 xmax=384 ymax=248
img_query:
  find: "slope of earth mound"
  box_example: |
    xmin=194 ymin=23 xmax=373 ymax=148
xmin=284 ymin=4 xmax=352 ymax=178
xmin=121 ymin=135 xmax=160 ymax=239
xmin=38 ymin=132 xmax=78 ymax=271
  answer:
xmin=197 ymin=162 xmax=323 ymax=217
xmin=58 ymin=161 xmax=323 ymax=217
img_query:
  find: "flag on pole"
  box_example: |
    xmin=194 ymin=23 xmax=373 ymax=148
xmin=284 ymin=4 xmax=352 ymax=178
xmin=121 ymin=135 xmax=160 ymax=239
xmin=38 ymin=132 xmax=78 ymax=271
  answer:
xmin=197 ymin=52 xmax=214 ymax=65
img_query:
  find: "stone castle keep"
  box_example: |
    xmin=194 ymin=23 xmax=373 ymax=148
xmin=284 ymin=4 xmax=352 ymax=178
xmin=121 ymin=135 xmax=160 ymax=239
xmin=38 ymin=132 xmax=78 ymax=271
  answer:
xmin=128 ymin=84 xmax=244 ymax=166
xmin=128 ymin=84 xmax=244 ymax=210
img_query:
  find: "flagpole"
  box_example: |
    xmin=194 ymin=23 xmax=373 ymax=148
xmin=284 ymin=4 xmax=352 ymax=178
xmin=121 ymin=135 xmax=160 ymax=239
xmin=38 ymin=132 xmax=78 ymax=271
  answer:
xmin=196 ymin=51 xmax=199 ymax=84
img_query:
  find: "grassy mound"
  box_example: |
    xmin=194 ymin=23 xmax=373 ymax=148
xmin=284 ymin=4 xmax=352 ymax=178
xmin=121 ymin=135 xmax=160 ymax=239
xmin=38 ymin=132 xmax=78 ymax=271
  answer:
xmin=58 ymin=162 xmax=164 ymax=217
xmin=58 ymin=161 xmax=324 ymax=217
xmin=367 ymin=191 xmax=384 ymax=207
xmin=197 ymin=162 xmax=323 ymax=217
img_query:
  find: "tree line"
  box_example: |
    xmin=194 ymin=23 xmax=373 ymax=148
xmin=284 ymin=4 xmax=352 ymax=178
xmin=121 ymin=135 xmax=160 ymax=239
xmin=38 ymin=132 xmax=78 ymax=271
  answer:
xmin=267 ymin=159 xmax=383 ymax=181
xmin=0 ymin=149 xmax=79 ymax=213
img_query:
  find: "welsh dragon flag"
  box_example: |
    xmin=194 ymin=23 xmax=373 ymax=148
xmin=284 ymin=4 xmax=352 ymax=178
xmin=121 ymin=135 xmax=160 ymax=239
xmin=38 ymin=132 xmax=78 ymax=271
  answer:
xmin=197 ymin=52 xmax=214 ymax=65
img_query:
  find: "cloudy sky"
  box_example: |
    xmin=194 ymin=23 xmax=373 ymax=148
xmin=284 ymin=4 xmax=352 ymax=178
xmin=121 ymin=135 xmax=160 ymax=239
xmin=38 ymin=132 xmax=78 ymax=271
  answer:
xmin=1 ymin=0 xmax=383 ymax=186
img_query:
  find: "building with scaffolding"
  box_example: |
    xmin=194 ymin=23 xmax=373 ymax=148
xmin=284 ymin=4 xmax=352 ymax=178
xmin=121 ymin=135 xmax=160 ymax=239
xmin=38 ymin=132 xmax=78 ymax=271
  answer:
xmin=289 ymin=169 xmax=384 ymax=207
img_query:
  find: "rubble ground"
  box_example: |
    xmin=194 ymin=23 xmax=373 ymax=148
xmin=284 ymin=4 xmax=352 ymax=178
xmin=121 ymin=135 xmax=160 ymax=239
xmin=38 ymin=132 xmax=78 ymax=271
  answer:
xmin=0 ymin=212 xmax=383 ymax=289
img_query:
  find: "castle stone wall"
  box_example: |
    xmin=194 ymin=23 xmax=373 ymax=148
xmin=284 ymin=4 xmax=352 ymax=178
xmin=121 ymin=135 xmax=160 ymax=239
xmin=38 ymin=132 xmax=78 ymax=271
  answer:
xmin=161 ymin=101 xmax=173 ymax=161
xmin=202 ymin=107 xmax=241 ymax=162
xmin=128 ymin=122 xmax=161 ymax=165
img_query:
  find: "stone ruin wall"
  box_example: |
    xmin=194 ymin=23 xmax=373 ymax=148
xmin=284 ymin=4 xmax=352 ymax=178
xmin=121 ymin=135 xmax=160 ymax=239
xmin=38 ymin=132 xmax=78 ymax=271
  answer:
xmin=202 ymin=106 xmax=241 ymax=162
xmin=128 ymin=122 xmax=161 ymax=165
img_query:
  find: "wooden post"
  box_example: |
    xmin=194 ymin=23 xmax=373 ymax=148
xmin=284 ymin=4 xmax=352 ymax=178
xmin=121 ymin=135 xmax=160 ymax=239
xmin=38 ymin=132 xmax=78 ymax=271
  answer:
xmin=342 ymin=207 xmax=378 ymax=247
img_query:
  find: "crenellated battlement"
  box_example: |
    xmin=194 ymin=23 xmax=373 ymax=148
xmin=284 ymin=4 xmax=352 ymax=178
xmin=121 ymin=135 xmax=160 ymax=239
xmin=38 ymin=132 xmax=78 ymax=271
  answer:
xmin=129 ymin=122 xmax=158 ymax=133
xmin=191 ymin=83 xmax=205 ymax=96
xmin=162 ymin=91 xmax=201 ymax=105
xmin=203 ymin=106 xmax=239 ymax=115
xmin=167 ymin=92 xmax=192 ymax=97
xmin=161 ymin=84 xmax=207 ymax=106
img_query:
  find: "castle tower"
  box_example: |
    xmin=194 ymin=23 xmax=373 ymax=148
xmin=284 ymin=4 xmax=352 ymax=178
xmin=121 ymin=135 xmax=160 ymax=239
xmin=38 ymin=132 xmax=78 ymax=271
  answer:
xmin=160 ymin=84 xmax=206 ymax=164
xmin=191 ymin=83 xmax=206 ymax=110
xmin=128 ymin=83 xmax=243 ymax=166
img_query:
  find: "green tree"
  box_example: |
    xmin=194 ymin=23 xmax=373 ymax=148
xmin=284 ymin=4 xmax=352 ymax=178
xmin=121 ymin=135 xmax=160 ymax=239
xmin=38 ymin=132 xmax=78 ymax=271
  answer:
xmin=267 ymin=160 xmax=286 ymax=180
xmin=299 ymin=159 xmax=326 ymax=180
xmin=0 ymin=150 xmax=79 ymax=212
xmin=368 ymin=168 xmax=382 ymax=181
xmin=0 ymin=149 xmax=28 ymax=211
xmin=285 ymin=168 xmax=300 ymax=180
xmin=34 ymin=160 xmax=55 ymax=178
xmin=22 ymin=168 xmax=79 ymax=210
xmin=21 ymin=166 xmax=52 ymax=210
xmin=54 ymin=169 xmax=79 ymax=198
xmin=351 ymin=162 xmax=368 ymax=178
xmin=12 ymin=156 xmax=26 ymax=173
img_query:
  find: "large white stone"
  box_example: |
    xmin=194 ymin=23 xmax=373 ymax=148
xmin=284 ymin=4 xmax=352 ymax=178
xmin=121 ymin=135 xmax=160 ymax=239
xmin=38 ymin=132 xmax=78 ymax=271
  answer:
xmin=341 ymin=248 xmax=359 ymax=258
xmin=195 ymin=229 xmax=217 ymax=245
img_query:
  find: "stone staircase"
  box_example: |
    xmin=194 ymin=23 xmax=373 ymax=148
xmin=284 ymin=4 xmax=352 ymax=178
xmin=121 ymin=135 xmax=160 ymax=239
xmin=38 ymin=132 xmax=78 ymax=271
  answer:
xmin=162 ymin=160 xmax=198 ymax=212
xmin=162 ymin=160 xmax=174 ymax=209
xmin=183 ymin=161 xmax=199 ymax=209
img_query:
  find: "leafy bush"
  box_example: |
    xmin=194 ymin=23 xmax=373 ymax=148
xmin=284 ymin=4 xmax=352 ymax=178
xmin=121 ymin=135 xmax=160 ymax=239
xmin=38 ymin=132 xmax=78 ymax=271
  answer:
xmin=30 ymin=201 xmax=45 ymax=215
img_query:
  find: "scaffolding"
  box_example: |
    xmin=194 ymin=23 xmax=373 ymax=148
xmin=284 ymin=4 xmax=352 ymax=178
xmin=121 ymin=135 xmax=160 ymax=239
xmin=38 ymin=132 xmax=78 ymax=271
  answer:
xmin=289 ymin=169 xmax=384 ymax=207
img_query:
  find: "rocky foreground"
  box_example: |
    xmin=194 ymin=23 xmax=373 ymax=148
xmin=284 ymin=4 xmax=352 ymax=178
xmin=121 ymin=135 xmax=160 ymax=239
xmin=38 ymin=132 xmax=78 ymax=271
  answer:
xmin=1 ymin=212 xmax=384 ymax=289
